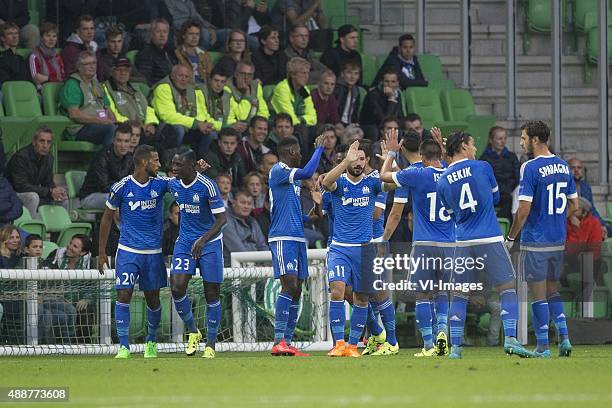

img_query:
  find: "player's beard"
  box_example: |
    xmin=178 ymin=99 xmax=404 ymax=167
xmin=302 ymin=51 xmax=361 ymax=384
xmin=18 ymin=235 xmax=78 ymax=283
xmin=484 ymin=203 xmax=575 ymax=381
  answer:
xmin=347 ymin=166 xmax=363 ymax=177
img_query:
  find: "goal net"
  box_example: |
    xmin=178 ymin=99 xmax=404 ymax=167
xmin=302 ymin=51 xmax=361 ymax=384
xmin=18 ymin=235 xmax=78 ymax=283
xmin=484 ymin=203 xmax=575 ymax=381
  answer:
xmin=0 ymin=249 xmax=331 ymax=356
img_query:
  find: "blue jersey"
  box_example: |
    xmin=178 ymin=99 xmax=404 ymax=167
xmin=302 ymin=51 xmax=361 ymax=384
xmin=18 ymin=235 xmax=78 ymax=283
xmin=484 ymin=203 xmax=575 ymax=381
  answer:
xmin=268 ymin=162 xmax=305 ymax=242
xmin=330 ymin=173 xmax=383 ymax=244
xmin=393 ymin=165 xmax=454 ymax=243
xmin=169 ymin=174 xmax=225 ymax=247
xmin=372 ymin=191 xmax=387 ymax=240
xmin=107 ymin=175 xmax=169 ymax=253
xmin=518 ymin=155 xmax=578 ymax=248
xmin=393 ymin=161 xmax=423 ymax=204
xmin=322 ymin=190 xmax=334 ymax=246
xmin=437 ymin=159 xmax=501 ymax=242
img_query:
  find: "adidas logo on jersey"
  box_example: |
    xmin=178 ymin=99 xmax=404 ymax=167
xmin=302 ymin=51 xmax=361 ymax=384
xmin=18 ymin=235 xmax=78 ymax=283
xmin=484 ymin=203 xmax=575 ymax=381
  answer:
xmin=362 ymin=186 xmax=370 ymax=194
xmin=193 ymin=193 xmax=200 ymax=203
xmin=450 ymin=315 xmax=461 ymax=321
xmin=174 ymin=192 xmax=179 ymax=197
xmin=127 ymin=192 xmax=134 ymax=198
xmin=500 ymin=310 xmax=509 ymax=316
xmin=539 ymin=324 xmax=549 ymax=330
xmin=150 ymin=190 xmax=159 ymax=198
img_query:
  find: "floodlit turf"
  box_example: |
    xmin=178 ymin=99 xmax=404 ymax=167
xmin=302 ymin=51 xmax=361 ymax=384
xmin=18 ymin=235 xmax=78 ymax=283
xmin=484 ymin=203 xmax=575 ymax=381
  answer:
xmin=1 ymin=346 xmax=612 ymax=407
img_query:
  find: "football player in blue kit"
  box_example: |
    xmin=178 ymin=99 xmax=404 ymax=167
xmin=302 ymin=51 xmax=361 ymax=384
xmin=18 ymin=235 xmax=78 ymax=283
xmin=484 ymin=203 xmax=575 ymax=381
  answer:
xmin=98 ymin=145 xmax=169 ymax=359
xmin=436 ymin=131 xmax=534 ymax=359
xmin=507 ymin=121 xmax=579 ymax=358
xmin=168 ymin=150 xmax=227 ymax=359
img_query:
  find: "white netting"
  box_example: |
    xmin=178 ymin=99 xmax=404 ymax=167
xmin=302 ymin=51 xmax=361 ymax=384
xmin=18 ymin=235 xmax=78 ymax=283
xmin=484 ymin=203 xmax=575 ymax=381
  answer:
xmin=0 ymin=249 xmax=332 ymax=355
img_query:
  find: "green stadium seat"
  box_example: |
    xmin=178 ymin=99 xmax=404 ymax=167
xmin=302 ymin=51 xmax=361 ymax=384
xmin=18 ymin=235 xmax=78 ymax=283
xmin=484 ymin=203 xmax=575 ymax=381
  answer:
xmin=65 ymin=170 xmax=104 ymax=221
xmin=42 ymin=241 xmax=58 ymax=260
xmin=583 ymin=12 xmax=612 ymax=82
xmin=208 ymin=51 xmax=222 ymax=66
xmin=358 ymin=86 xmax=367 ymax=114
xmin=417 ymin=54 xmax=445 ymax=81
xmin=38 ymin=205 xmax=92 ymax=247
xmin=523 ymin=0 xmax=568 ymax=53
xmin=607 ymin=202 xmax=612 ymax=218
xmin=15 ymin=48 xmax=30 ymax=58
xmin=439 ymin=89 xmax=496 ymax=155
xmin=14 ymin=206 xmax=46 ymax=237
xmin=263 ymin=84 xmax=276 ymax=112
xmin=402 ymin=87 xmax=468 ymax=136
xmin=427 ymin=78 xmax=455 ymax=91
xmin=497 ymin=217 xmax=511 ymax=238
xmin=574 ymin=0 xmax=599 ymax=32
xmin=126 ymin=50 xmax=138 ymax=65
xmin=56 ymin=224 xmax=92 ymax=248
xmin=361 ymin=54 xmax=378 ymax=88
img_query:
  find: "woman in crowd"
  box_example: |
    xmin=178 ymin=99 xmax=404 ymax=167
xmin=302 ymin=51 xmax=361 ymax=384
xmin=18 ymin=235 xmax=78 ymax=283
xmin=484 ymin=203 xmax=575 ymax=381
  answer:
xmin=316 ymin=124 xmax=338 ymax=174
xmin=0 ymin=225 xmax=22 ymax=268
xmin=29 ymin=22 xmax=65 ymax=91
xmin=215 ymin=29 xmax=251 ymax=78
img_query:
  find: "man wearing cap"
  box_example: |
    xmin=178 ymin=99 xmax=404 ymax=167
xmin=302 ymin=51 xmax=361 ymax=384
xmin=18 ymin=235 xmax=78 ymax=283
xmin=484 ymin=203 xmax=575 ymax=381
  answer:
xmin=320 ymin=24 xmax=362 ymax=80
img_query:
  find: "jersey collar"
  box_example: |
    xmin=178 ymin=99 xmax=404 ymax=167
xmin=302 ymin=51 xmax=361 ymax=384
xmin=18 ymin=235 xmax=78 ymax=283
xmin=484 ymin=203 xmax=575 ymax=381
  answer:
xmin=130 ymin=175 xmax=150 ymax=187
xmin=448 ymin=158 xmax=468 ymax=167
xmin=533 ymin=154 xmax=556 ymax=160
xmin=180 ymin=176 xmax=198 ymax=189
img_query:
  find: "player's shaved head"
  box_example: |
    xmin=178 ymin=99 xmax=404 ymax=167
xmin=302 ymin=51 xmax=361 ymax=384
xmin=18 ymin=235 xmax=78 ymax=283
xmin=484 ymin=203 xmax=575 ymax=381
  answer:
xmin=419 ymin=139 xmax=441 ymax=161
xmin=133 ymin=144 xmax=155 ymax=165
xmin=277 ymin=136 xmax=302 ymax=167
xmin=172 ymin=149 xmax=197 ymax=181
xmin=401 ymin=130 xmax=421 ymax=153
xmin=179 ymin=149 xmax=197 ymax=164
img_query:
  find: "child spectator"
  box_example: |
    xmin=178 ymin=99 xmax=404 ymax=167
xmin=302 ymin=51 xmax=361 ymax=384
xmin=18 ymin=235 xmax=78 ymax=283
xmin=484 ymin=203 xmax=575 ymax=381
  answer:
xmin=333 ymin=61 xmax=361 ymax=127
xmin=243 ymin=172 xmax=266 ymax=216
xmin=216 ymin=173 xmax=233 ymax=208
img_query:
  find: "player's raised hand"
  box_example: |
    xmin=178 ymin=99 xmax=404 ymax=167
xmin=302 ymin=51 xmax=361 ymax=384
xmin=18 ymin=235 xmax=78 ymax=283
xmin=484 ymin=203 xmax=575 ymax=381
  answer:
xmin=192 ymin=237 xmax=206 ymax=259
xmin=311 ymin=189 xmax=322 ymax=205
xmin=314 ymin=133 xmax=327 ymax=148
xmin=431 ymin=127 xmax=445 ymax=150
xmin=385 ymin=127 xmax=403 ymax=152
xmin=345 ymin=140 xmax=360 ymax=162
xmin=196 ymin=159 xmax=211 ymax=172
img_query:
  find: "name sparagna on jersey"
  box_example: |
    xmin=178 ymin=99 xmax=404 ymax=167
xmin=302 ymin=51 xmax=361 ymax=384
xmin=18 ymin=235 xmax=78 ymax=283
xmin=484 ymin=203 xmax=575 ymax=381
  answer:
xmin=446 ymin=166 xmax=472 ymax=184
xmin=538 ymin=163 xmax=569 ymax=178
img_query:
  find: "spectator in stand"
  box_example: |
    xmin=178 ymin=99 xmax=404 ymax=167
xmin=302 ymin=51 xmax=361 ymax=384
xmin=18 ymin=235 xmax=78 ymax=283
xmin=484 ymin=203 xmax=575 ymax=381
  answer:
xmin=59 ymin=51 xmax=117 ymax=148
xmin=236 ymin=116 xmax=270 ymax=173
xmin=320 ymin=24 xmax=361 ymax=78
xmin=29 ymin=22 xmax=65 ymax=91
xmin=265 ymin=112 xmax=296 ymax=154
xmin=568 ymin=157 xmax=610 ymax=238
xmin=566 ymin=197 xmax=604 ymax=282
xmin=478 ymin=126 xmax=519 ymax=221
xmin=271 ymin=0 xmax=326 ymax=35
xmin=360 ymin=67 xmax=405 ymax=141
xmin=284 ymin=24 xmax=327 ymax=83
xmin=0 ymin=224 xmax=21 ymax=268
xmin=97 ymin=25 xmax=145 ymax=83
xmin=271 ymin=57 xmax=317 ymax=156
xmin=151 ymin=64 xmax=216 ymax=158
xmin=136 ymin=18 xmax=178 ymax=86
xmin=215 ymin=29 xmax=252 ymax=78
xmin=374 ymin=34 xmax=427 ymax=90
xmin=162 ymin=0 xmax=221 ymax=51
xmin=243 ymin=171 xmax=266 ymax=215
xmin=216 ymin=173 xmax=233 ymax=208
xmin=175 ymin=19 xmax=213 ymax=84
xmin=222 ymin=189 xmax=268 ymax=264
xmin=23 ymin=234 xmax=44 ymax=262
xmin=60 ymin=15 xmax=98 ymax=76
xmin=312 ymin=70 xmax=340 ymax=127
xmin=258 ymin=152 xmax=278 ymax=185
xmin=334 ymin=60 xmax=361 ymax=127
xmin=128 ymin=120 xmax=142 ymax=152
xmin=252 ymin=25 xmax=287 ymax=86
xmin=0 ymin=0 xmax=39 ymax=49
xmin=210 ymin=0 xmax=269 ymax=50
xmin=162 ymin=201 xmax=179 ymax=256
xmin=0 ymin=22 xmax=31 ymax=84
xmin=203 ymin=127 xmax=247 ymax=189
xmin=340 ymin=123 xmax=364 ymax=145
xmin=201 ymin=67 xmax=235 ymax=132
xmin=7 ymin=126 xmax=67 ymax=218
xmin=402 ymin=113 xmax=432 ymax=141
xmin=50 ymin=234 xmax=92 ymax=269
xmin=316 ymin=124 xmax=337 ymax=174
xmin=0 ymin=173 xmax=22 ymax=227
xmin=226 ymin=61 xmax=270 ymax=132
xmin=78 ymin=123 xmax=134 ymax=210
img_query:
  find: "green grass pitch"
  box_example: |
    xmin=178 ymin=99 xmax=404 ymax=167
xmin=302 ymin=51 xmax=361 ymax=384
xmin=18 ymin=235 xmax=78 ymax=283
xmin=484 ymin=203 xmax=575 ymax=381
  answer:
xmin=1 ymin=346 xmax=612 ymax=407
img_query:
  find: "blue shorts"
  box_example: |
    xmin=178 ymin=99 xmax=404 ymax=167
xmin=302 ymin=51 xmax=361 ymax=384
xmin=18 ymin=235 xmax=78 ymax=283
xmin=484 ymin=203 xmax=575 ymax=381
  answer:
xmin=270 ymin=240 xmax=308 ymax=280
xmin=327 ymin=243 xmax=377 ymax=294
xmin=115 ymin=249 xmax=167 ymax=291
xmin=452 ymin=242 xmax=515 ymax=287
xmin=170 ymin=239 xmax=224 ymax=283
xmin=408 ymin=244 xmax=454 ymax=292
xmin=519 ymin=249 xmax=564 ymax=283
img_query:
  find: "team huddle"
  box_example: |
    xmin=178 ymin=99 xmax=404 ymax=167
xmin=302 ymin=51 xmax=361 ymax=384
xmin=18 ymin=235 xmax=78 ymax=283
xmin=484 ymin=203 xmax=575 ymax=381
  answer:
xmin=98 ymin=120 xmax=577 ymax=360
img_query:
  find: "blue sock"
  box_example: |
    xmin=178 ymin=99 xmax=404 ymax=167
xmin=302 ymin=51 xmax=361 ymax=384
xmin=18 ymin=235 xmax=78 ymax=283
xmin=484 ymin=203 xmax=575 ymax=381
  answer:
xmin=146 ymin=304 xmax=161 ymax=343
xmin=415 ymin=300 xmax=434 ymax=349
xmin=373 ymin=299 xmax=397 ymax=346
xmin=531 ymin=300 xmax=550 ymax=352
xmin=274 ymin=293 xmax=292 ymax=343
xmin=366 ymin=302 xmax=383 ymax=336
xmin=173 ymin=295 xmax=197 ymax=333
xmin=284 ymin=300 xmax=300 ymax=344
xmin=348 ymin=305 xmax=368 ymax=345
xmin=115 ymin=302 xmax=130 ymax=348
xmin=449 ymin=295 xmax=468 ymax=347
xmin=434 ymin=292 xmax=449 ymax=335
xmin=548 ymin=292 xmax=569 ymax=340
xmin=206 ymin=300 xmax=221 ymax=347
xmin=500 ymin=289 xmax=518 ymax=339
xmin=329 ymin=300 xmax=345 ymax=343
xmin=429 ymin=301 xmax=437 ymax=335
